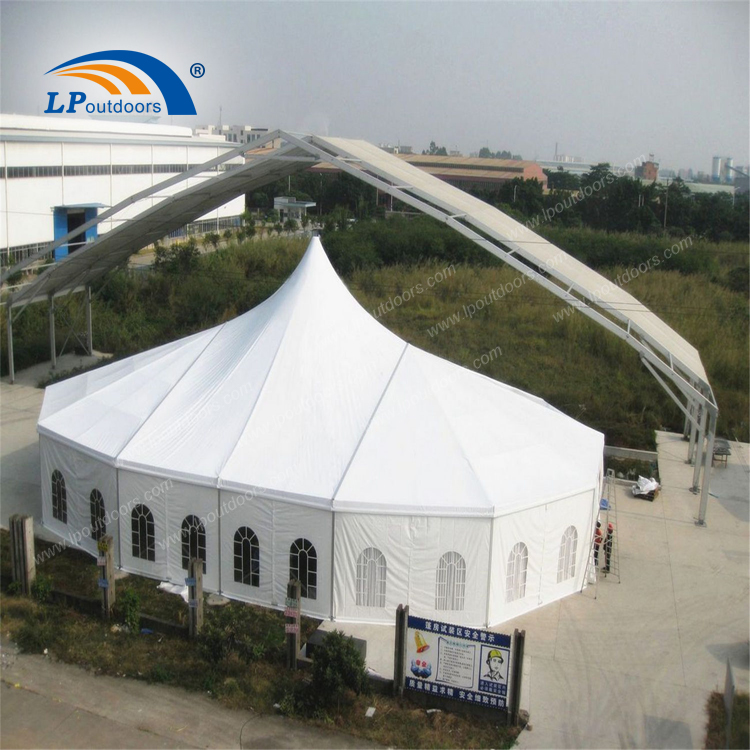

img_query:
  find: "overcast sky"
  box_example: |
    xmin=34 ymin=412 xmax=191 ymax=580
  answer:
xmin=1 ymin=1 xmax=747 ymax=172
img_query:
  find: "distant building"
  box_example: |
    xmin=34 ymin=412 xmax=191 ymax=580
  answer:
xmin=273 ymin=196 xmax=316 ymax=222
xmin=194 ymin=124 xmax=270 ymax=146
xmin=397 ymin=154 xmax=548 ymax=191
xmin=730 ymin=166 xmax=748 ymax=195
xmin=637 ymin=178 xmax=736 ymax=197
xmin=712 ymin=156 xmax=723 ymax=183
xmin=635 ymin=160 xmax=660 ymax=181
xmin=723 ymin=157 xmax=734 ymax=184
xmin=1 ymin=114 xmax=245 ymax=268
xmin=379 ymin=143 xmax=413 ymax=155
xmin=311 ymin=152 xmax=548 ymax=191
xmin=552 ymin=154 xmax=584 ymax=164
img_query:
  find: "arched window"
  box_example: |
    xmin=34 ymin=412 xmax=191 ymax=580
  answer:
xmin=290 ymin=538 xmax=317 ymax=600
xmin=505 ymin=542 xmax=528 ymax=603
xmin=557 ymin=526 xmax=578 ymax=583
xmin=234 ymin=527 xmax=259 ymax=587
xmin=51 ymin=469 xmax=67 ymax=523
xmin=181 ymin=515 xmax=206 ymax=572
xmin=436 ymin=551 xmax=466 ymax=611
xmin=356 ymin=547 xmax=386 ymax=607
xmin=131 ymin=504 xmax=155 ymax=561
xmin=89 ymin=489 xmax=106 ymax=542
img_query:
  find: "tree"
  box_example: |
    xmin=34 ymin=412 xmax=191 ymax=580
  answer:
xmin=203 ymin=231 xmax=220 ymax=250
xmin=478 ymin=147 xmax=516 ymax=160
xmin=423 ymin=140 xmax=448 ymax=156
xmin=544 ymin=168 xmax=581 ymax=191
xmin=283 ymin=218 xmax=298 ymax=234
xmin=310 ymin=630 xmax=369 ymax=711
xmin=497 ymin=178 xmax=544 ymax=217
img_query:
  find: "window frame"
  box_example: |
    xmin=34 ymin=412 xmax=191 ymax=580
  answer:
xmin=131 ymin=504 xmax=155 ymax=562
xmin=234 ymin=526 xmax=260 ymax=587
xmin=505 ymin=542 xmax=529 ymax=603
xmin=436 ymin=551 xmax=467 ymax=611
xmin=356 ymin=547 xmax=387 ymax=607
xmin=557 ymin=526 xmax=578 ymax=583
xmin=89 ymin=489 xmax=106 ymax=542
xmin=290 ymin=538 xmax=317 ymax=600
xmin=181 ymin=515 xmax=206 ymax=573
xmin=51 ymin=469 xmax=67 ymax=524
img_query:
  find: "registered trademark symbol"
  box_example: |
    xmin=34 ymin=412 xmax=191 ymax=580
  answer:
xmin=190 ymin=63 xmax=205 ymax=78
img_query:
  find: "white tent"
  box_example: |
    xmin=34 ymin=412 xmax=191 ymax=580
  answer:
xmin=38 ymin=237 xmax=604 ymax=626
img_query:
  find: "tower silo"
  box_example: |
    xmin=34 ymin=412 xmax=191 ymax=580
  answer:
xmin=724 ymin=157 xmax=734 ymax=183
xmin=712 ymin=156 xmax=723 ymax=183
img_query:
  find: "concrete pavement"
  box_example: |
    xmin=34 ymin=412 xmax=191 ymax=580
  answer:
xmin=508 ymin=431 xmax=749 ymax=749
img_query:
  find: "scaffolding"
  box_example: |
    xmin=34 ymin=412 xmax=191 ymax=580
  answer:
xmin=583 ymin=469 xmax=620 ymax=598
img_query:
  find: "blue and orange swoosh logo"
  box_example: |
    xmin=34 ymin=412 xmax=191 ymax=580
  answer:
xmin=46 ymin=50 xmax=196 ymax=115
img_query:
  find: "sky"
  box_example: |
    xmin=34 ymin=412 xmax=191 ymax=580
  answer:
xmin=1 ymin=1 xmax=748 ymax=173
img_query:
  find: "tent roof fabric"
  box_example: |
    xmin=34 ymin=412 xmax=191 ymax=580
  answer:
xmin=38 ymin=238 xmax=603 ymax=517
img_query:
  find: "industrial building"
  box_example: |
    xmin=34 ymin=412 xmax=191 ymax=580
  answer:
xmin=312 ymin=153 xmax=548 ymax=192
xmin=194 ymin=123 xmax=270 ymax=146
xmin=0 ymin=114 xmax=245 ymax=268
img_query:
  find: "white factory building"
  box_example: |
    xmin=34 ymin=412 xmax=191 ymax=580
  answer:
xmin=0 ymin=114 xmax=246 ymax=268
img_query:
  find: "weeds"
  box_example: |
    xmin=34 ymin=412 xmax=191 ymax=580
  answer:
xmin=118 ymin=588 xmax=141 ymax=632
xmin=30 ymin=573 xmax=52 ymax=603
xmin=705 ymin=690 xmax=749 ymax=749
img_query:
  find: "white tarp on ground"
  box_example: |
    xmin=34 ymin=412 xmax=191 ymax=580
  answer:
xmin=38 ymin=236 xmax=604 ymax=626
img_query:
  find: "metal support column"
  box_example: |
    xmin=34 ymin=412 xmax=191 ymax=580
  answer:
xmin=697 ymin=409 xmax=717 ymax=526
xmin=685 ymin=401 xmax=700 ymax=464
xmin=683 ymin=402 xmax=691 ymax=439
xmin=48 ymin=296 xmax=56 ymax=370
xmin=6 ymin=302 xmax=15 ymax=384
xmin=691 ymin=404 xmax=707 ymax=492
xmin=85 ymin=285 xmax=93 ymax=356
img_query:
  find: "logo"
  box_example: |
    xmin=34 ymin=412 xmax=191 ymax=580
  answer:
xmin=44 ymin=50 xmax=197 ymax=116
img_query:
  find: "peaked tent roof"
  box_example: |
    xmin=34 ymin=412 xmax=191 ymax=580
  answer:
xmin=38 ymin=237 xmax=603 ymax=517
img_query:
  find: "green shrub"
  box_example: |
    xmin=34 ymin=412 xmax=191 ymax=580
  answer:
xmin=203 ymin=232 xmax=221 ymax=250
xmin=119 ymin=589 xmax=141 ymax=632
xmin=31 ymin=573 xmax=53 ymax=603
xmin=6 ymin=580 xmax=22 ymax=595
xmin=310 ymin=630 xmax=369 ymax=710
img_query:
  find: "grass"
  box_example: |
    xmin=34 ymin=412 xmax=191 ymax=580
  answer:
xmin=705 ymin=690 xmax=749 ymax=749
